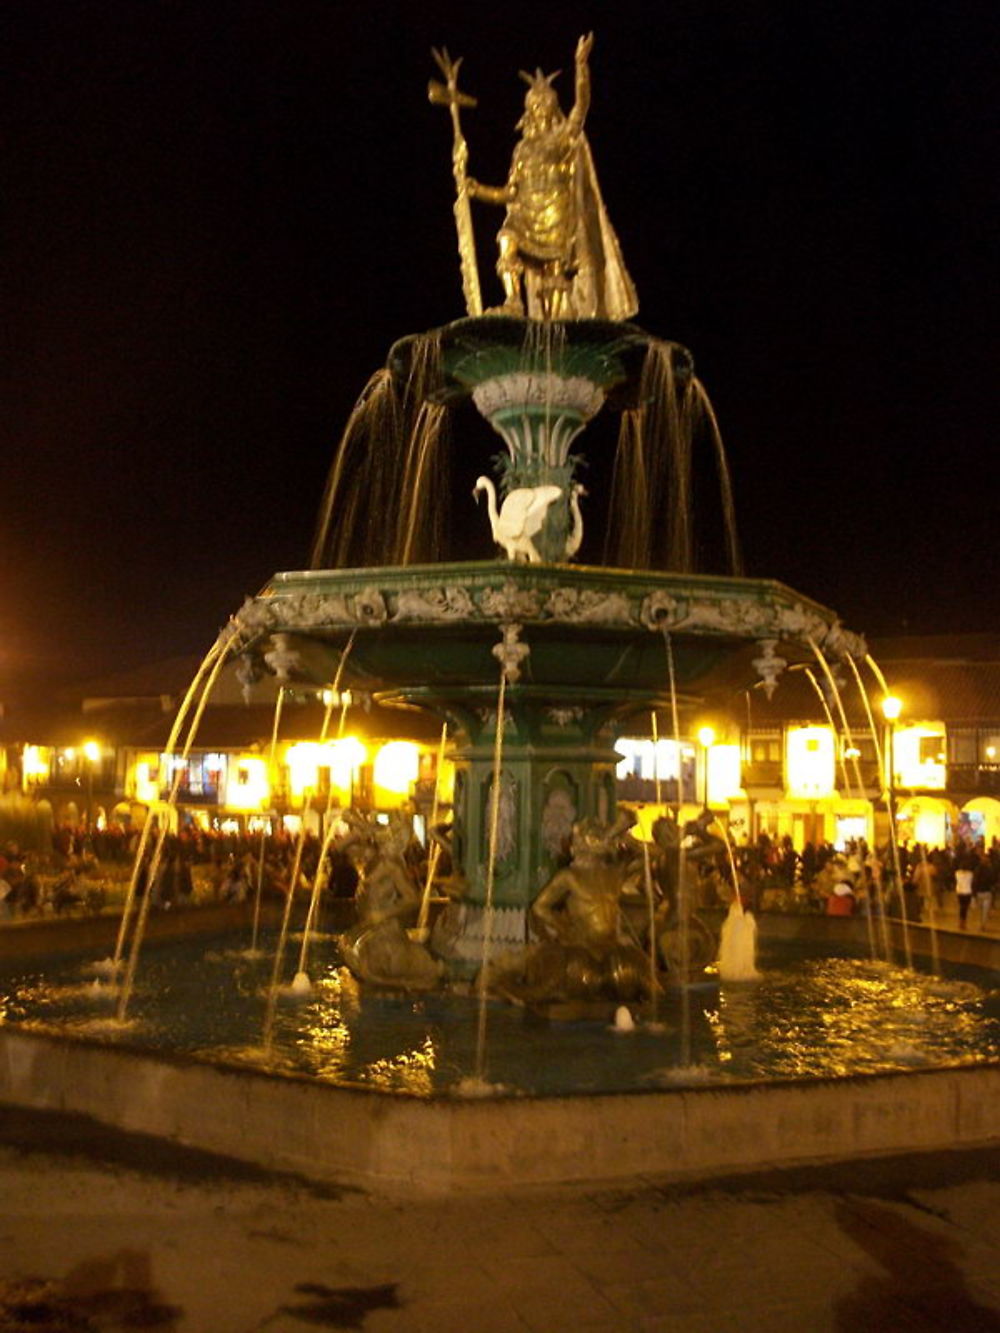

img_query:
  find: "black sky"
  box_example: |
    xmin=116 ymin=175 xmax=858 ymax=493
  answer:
xmin=3 ymin=0 xmax=997 ymax=690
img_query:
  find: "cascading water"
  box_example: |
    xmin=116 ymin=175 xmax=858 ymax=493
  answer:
xmin=715 ymin=823 xmax=760 ymax=983
xmin=415 ymin=722 xmax=449 ymax=941
xmin=250 ymin=683 xmax=285 ymax=958
xmin=795 ymin=660 xmax=884 ymax=963
xmin=290 ymin=633 xmax=358 ymax=984
xmin=309 ymin=332 xmax=449 ymax=570
xmin=8 ymin=37 xmax=996 ymax=1197
xmin=461 ymin=659 xmax=508 ymax=1096
xmin=117 ymin=624 xmax=240 ymax=1021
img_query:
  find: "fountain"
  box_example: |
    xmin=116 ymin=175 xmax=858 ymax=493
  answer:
xmin=1 ymin=34 xmax=999 ymax=1191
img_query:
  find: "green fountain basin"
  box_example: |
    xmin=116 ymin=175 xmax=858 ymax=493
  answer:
xmin=234 ymin=561 xmax=858 ymax=919
xmin=237 ymin=560 xmax=851 ymax=707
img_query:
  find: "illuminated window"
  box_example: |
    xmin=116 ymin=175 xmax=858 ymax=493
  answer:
xmin=785 ymin=726 xmax=836 ymax=799
xmin=226 ymin=756 xmax=269 ymax=810
xmin=706 ymin=744 xmax=742 ymax=803
xmin=893 ymin=724 xmax=946 ymax=790
xmin=373 ymin=742 xmax=421 ymax=797
xmin=751 ymin=738 xmax=781 ymax=764
xmin=614 ymin=738 xmax=681 ymax=781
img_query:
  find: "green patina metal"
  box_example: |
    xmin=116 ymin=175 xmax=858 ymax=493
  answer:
xmin=389 ymin=317 xmax=675 ymax=406
xmin=388 ymin=319 xmax=695 ymax=563
xmin=235 ymin=560 xmax=849 ymax=911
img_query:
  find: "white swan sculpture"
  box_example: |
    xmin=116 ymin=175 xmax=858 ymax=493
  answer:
xmin=564 ymin=482 xmax=587 ymax=559
xmin=473 ymin=476 xmax=562 ymax=563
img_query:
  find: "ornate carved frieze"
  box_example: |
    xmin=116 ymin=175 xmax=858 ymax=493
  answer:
xmin=544 ymin=586 xmax=634 ymax=624
xmin=546 ymin=707 xmax=584 ymax=725
xmin=680 ymin=597 xmax=777 ymax=636
xmin=475 ymin=707 xmax=517 ymax=733
xmin=639 ymin=590 xmax=682 ymax=630
xmin=235 ymin=574 xmax=864 ymax=675
xmin=353 ymin=587 xmax=388 ymax=624
xmin=393 ymin=586 xmax=476 ymax=621
xmin=471 ymin=372 xmax=604 ymax=420
xmin=478 ymin=581 xmax=544 ymax=621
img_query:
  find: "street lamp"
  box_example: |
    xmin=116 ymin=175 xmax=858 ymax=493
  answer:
xmin=82 ymin=740 xmax=100 ymax=831
xmin=880 ymin=693 xmax=913 ymax=963
xmin=881 ymin=696 xmax=902 ymax=827
xmin=697 ymin=724 xmax=716 ymax=810
xmin=881 ymin=695 xmax=903 ymax=848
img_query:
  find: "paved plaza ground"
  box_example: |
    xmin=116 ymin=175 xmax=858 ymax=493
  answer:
xmin=1 ymin=1104 xmax=999 ymax=1332
xmin=1 ymin=899 xmax=998 ymax=1329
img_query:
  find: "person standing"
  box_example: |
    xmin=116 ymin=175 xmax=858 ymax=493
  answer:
xmin=954 ymin=850 xmax=975 ymax=930
xmin=972 ymin=850 xmax=996 ymax=930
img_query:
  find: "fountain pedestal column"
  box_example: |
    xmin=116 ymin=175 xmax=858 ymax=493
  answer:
xmin=437 ymin=695 xmax=620 ymax=967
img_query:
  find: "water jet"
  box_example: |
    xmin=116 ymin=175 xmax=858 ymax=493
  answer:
xmin=2 ymin=34 xmax=998 ymax=1191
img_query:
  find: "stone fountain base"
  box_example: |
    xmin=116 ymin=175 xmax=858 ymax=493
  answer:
xmin=1 ymin=1022 xmax=998 ymax=1194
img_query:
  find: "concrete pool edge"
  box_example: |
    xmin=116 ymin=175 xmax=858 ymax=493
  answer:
xmin=1 ymin=1026 xmax=998 ymax=1193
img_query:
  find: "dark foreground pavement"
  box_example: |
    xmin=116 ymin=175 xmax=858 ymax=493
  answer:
xmin=1 ymin=1104 xmax=999 ymax=1332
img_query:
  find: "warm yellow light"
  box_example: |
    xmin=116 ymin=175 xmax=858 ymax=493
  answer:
xmin=285 ymin=737 xmax=368 ymax=800
xmin=881 ymin=695 xmax=903 ymax=722
xmin=225 ymin=755 xmax=269 ymax=810
xmin=285 ymin=741 xmax=322 ymax=798
xmin=706 ymin=744 xmax=742 ymax=804
xmin=21 ymin=745 xmax=49 ymax=779
xmin=134 ymin=755 xmax=161 ymax=804
xmin=900 ymin=799 xmax=949 ymax=847
xmin=373 ymin=741 xmax=420 ymax=797
xmin=329 ymin=736 xmax=368 ymax=794
xmin=697 ymin=725 xmax=716 ymax=749
xmin=627 ymin=804 xmax=673 ymax=842
xmin=614 ymin=738 xmax=682 ymax=781
xmin=891 ymin=724 xmax=946 ymax=791
xmin=82 ymin=740 xmax=100 ymax=763
xmin=785 ymin=726 xmax=836 ymax=799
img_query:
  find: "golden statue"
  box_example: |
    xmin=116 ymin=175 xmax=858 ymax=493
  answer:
xmin=432 ymin=35 xmax=638 ymax=322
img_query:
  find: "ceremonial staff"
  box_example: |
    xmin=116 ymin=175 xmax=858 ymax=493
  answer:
xmin=429 ymin=48 xmax=483 ymax=317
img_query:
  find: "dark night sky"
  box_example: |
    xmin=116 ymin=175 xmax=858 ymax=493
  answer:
xmin=3 ymin=0 xmax=997 ymax=692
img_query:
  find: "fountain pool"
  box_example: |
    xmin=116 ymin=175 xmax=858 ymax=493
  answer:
xmin=6 ymin=37 xmax=1000 ymax=1192
xmin=1 ymin=922 xmax=999 ymax=1191
xmin=3 ymin=931 xmax=999 ymax=1095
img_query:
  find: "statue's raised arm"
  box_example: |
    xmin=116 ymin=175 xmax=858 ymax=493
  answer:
xmin=439 ymin=33 xmax=637 ymax=322
xmin=567 ymin=31 xmax=594 ymax=136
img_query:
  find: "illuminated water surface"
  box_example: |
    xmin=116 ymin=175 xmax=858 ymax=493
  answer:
xmin=2 ymin=932 xmax=998 ymax=1097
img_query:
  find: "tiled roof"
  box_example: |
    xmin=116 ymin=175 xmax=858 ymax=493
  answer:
xmin=0 ymin=700 xmax=443 ymax=750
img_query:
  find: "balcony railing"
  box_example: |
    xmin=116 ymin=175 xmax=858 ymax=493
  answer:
xmin=741 ymin=761 xmax=783 ymax=789
xmin=161 ymin=783 xmax=222 ymax=805
xmin=943 ymin=765 xmax=1000 ymax=795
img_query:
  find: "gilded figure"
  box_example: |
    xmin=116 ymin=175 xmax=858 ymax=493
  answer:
xmin=460 ymin=34 xmax=638 ymax=321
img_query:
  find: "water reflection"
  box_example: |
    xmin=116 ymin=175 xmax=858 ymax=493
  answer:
xmin=2 ymin=937 xmax=998 ymax=1097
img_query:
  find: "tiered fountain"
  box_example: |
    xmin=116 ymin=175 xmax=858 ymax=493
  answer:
xmin=1 ymin=35 xmax=997 ymax=1192
xmin=232 ymin=38 xmax=862 ymax=986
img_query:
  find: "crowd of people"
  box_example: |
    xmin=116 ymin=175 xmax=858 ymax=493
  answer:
xmin=0 ymin=820 xmax=378 ymax=918
xmin=1 ymin=818 xmax=999 ymax=935
xmin=730 ymin=833 xmax=1000 ymax=930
